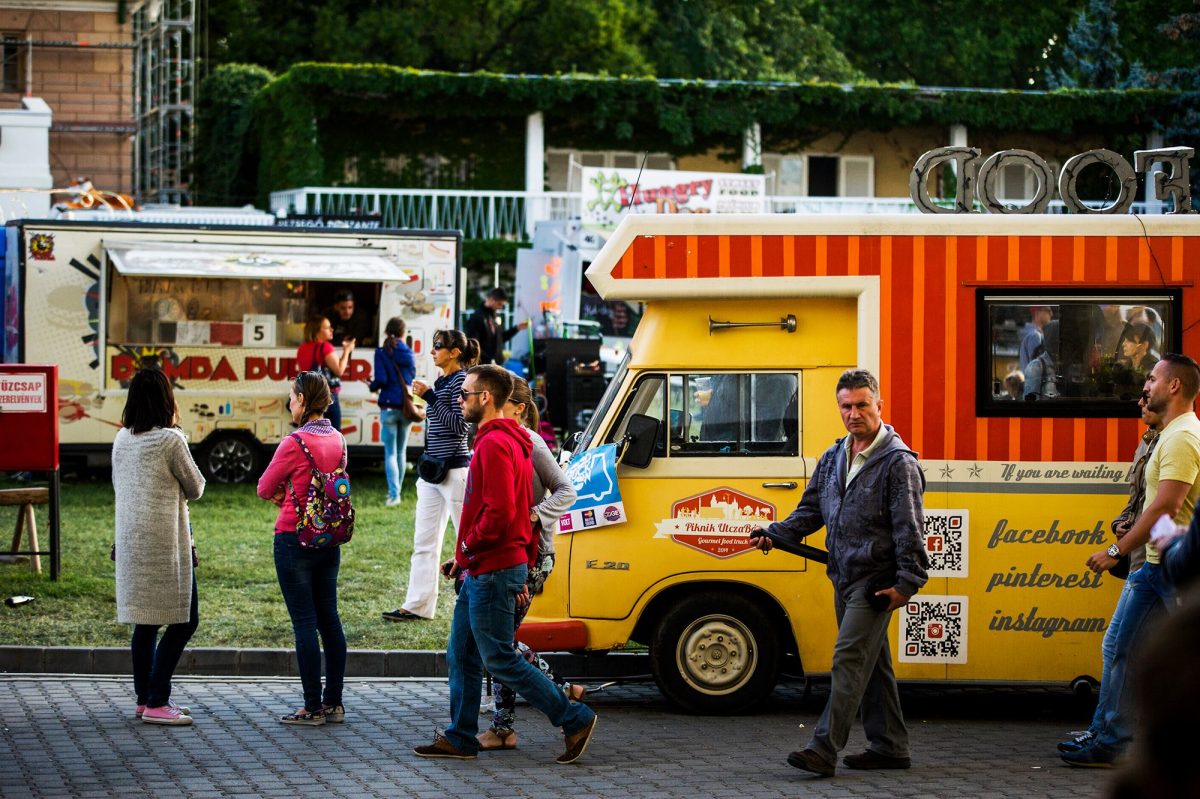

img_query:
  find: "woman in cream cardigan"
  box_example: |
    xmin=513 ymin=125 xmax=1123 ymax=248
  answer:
xmin=113 ymin=367 xmax=205 ymax=726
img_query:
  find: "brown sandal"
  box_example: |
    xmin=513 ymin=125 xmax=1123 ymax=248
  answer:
xmin=477 ymin=728 xmax=518 ymax=750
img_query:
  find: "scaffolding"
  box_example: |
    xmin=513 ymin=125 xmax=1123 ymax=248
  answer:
xmin=133 ymin=0 xmax=195 ymax=205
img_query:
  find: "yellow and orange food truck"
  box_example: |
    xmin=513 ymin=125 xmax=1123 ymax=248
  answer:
xmin=518 ymin=212 xmax=1198 ymax=713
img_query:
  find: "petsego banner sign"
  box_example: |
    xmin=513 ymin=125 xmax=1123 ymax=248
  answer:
xmin=582 ymin=167 xmax=766 ymax=229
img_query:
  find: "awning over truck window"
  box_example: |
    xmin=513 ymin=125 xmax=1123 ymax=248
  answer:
xmin=104 ymin=241 xmax=416 ymax=282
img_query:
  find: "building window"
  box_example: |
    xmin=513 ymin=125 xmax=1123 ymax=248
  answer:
xmin=1 ymin=33 xmax=21 ymax=93
xmin=546 ymin=149 xmax=674 ymax=191
xmin=761 ymin=153 xmax=874 ymax=197
xmin=977 ymin=288 xmax=1180 ymax=417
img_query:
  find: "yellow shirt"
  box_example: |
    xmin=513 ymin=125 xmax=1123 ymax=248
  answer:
xmin=1143 ymin=411 xmax=1200 ymax=564
xmin=845 ymin=423 xmax=888 ymax=486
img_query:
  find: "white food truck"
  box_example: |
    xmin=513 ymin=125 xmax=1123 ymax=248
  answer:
xmin=2 ymin=219 xmax=461 ymax=481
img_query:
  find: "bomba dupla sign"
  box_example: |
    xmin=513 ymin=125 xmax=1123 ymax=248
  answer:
xmin=909 ymin=145 xmax=1194 ymax=214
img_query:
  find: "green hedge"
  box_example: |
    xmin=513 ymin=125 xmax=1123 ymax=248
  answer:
xmin=214 ymin=62 xmax=1182 ymax=204
xmin=193 ymin=63 xmax=274 ymax=206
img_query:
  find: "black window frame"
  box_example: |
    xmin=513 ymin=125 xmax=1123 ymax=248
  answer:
xmin=975 ymin=286 xmax=1183 ymax=418
xmin=604 ymin=370 xmax=799 ymax=458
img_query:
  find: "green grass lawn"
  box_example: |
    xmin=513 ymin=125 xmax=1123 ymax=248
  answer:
xmin=0 ymin=471 xmax=456 ymax=650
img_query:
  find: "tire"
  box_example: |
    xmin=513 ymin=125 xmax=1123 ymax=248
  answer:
xmin=197 ymin=432 xmax=262 ymax=484
xmin=649 ymin=592 xmax=781 ymax=714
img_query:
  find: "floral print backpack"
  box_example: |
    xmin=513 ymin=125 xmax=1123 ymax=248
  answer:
xmin=287 ymin=433 xmax=355 ymax=548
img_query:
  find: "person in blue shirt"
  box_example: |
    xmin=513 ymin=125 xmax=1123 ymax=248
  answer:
xmin=371 ymin=317 xmax=421 ymax=507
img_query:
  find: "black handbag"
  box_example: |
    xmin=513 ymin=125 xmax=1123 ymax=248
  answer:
xmin=310 ymin=347 xmax=341 ymax=390
xmin=417 ymin=452 xmax=449 ymax=484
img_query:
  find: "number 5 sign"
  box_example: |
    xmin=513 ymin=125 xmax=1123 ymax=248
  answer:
xmin=242 ymin=314 xmax=276 ymax=346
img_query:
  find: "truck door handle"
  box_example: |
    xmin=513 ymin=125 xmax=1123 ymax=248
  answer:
xmin=761 ymin=482 xmax=798 ymax=489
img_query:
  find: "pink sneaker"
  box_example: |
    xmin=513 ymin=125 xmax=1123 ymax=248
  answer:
xmin=141 ymin=704 xmax=193 ymax=726
xmin=135 ymin=700 xmax=190 ymax=718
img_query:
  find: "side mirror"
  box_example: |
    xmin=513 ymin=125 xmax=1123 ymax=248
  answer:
xmin=620 ymin=414 xmax=659 ymax=469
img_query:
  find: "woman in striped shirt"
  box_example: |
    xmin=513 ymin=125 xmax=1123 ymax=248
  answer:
xmin=382 ymin=329 xmax=479 ymax=621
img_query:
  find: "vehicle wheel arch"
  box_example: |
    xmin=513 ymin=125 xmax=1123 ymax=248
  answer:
xmin=633 ymin=579 xmax=802 ymax=714
xmin=632 ymin=579 xmax=799 ymax=657
xmin=195 ymin=429 xmax=265 ymax=485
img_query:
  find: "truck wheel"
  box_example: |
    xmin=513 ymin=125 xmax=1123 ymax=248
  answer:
xmin=649 ymin=592 xmax=780 ymax=714
xmin=198 ymin=432 xmax=261 ymax=484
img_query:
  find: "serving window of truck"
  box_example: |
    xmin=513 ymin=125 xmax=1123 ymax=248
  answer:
xmin=102 ymin=242 xmax=412 ymax=382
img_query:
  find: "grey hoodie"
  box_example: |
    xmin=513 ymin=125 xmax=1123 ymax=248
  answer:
xmin=765 ymin=423 xmax=929 ymax=598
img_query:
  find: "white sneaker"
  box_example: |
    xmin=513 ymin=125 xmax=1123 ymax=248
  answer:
xmin=385 ymin=496 xmax=402 ymax=507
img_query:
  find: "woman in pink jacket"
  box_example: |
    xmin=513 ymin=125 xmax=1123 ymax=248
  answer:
xmin=257 ymin=371 xmax=349 ymax=726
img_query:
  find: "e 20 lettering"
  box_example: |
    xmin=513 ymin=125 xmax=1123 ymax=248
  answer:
xmin=910 ymin=146 xmax=1194 ymax=215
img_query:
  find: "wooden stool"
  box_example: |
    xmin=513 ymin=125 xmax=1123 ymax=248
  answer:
xmin=0 ymin=487 xmax=49 ymax=574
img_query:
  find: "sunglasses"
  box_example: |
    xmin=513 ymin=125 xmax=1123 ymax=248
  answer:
xmin=459 ymin=389 xmax=487 ymax=398
xmin=432 ymin=342 xmax=451 ymax=351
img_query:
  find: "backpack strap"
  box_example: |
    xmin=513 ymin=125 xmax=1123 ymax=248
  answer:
xmin=286 ymin=432 xmax=321 ymax=518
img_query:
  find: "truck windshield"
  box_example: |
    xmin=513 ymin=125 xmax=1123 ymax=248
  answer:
xmin=575 ymin=348 xmax=630 ymax=452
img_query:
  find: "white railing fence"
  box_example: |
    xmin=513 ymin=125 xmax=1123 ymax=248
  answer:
xmin=269 ymin=187 xmax=1163 ymax=240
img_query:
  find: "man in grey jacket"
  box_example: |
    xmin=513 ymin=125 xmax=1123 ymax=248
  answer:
xmin=750 ymin=369 xmax=928 ymax=778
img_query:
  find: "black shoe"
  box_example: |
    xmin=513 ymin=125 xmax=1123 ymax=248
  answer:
xmin=843 ymin=750 xmax=911 ymax=770
xmin=787 ymin=749 xmax=835 ymax=777
xmin=382 ymin=608 xmax=423 ymax=622
xmin=1056 ymin=729 xmax=1095 ymax=754
xmin=1060 ymin=742 xmax=1119 ymax=769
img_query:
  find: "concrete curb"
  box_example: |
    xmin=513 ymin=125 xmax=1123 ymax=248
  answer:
xmin=0 ymin=645 xmax=652 ymax=681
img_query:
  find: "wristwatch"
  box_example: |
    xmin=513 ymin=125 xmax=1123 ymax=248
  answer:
xmin=1107 ymin=543 xmax=1121 ymax=559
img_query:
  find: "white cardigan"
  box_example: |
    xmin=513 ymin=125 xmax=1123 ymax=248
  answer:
xmin=112 ymin=427 xmax=205 ymax=625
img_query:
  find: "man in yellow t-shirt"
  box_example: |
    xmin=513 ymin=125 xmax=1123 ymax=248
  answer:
xmin=1064 ymin=354 xmax=1200 ymax=768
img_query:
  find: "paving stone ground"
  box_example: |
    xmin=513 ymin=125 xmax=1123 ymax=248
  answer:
xmin=0 ymin=676 xmax=1113 ymax=798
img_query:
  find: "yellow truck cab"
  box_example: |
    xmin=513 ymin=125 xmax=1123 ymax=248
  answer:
xmin=517 ymin=212 xmax=1199 ymax=714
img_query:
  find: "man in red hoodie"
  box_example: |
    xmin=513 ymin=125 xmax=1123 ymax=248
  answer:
xmin=414 ymin=364 xmax=598 ymax=764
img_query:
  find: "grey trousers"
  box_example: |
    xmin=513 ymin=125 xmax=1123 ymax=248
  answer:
xmin=807 ymin=578 xmax=910 ymax=765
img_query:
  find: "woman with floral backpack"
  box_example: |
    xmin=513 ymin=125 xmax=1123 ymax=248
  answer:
xmin=257 ymin=371 xmax=352 ymax=726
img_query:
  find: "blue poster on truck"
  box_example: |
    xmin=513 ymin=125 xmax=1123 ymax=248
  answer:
xmin=558 ymin=443 xmax=627 ymax=532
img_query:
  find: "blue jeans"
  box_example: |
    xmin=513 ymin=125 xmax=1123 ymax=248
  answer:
xmin=274 ymin=533 xmax=346 ymax=713
xmin=444 ymin=564 xmax=594 ymax=753
xmin=1087 ymin=576 xmax=1134 ymax=733
xmin=1094 ymin=562 xmax=1172 ymax=751
xmin=380 ymin=408 xmax=413 ymax=501
xmin=131 ymin=573 xmax=198 ymax=708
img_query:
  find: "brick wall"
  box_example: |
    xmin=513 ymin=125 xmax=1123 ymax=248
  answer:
xmin=0 ymin=5 xmax=133 ymax=195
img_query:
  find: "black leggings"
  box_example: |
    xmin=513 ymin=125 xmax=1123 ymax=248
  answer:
xmin=131 ymin=574 xmax=199 ymax=708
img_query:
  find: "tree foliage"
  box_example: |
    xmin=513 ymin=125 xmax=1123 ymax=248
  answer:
xmin=815 ymin=1 xmax=1080 ymax=88
xmin=203 ymin=0 xmax=857 ymax=82
xmin=192 ymin=63 xmax=274 ymax=206
xmin=645 ymin=0 xmax=859 ymax=82
xmin=1047 ymin=0 xmax=1125 ymax=89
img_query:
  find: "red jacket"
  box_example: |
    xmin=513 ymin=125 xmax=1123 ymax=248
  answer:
xmin=455 ymin=417 xmax=534 ymax=575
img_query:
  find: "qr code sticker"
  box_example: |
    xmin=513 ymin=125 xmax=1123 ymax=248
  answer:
xmin=899 ymin=595 xmax=968 ymax=664
xmin=923 ymin=509 xmax=968 ymax=578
